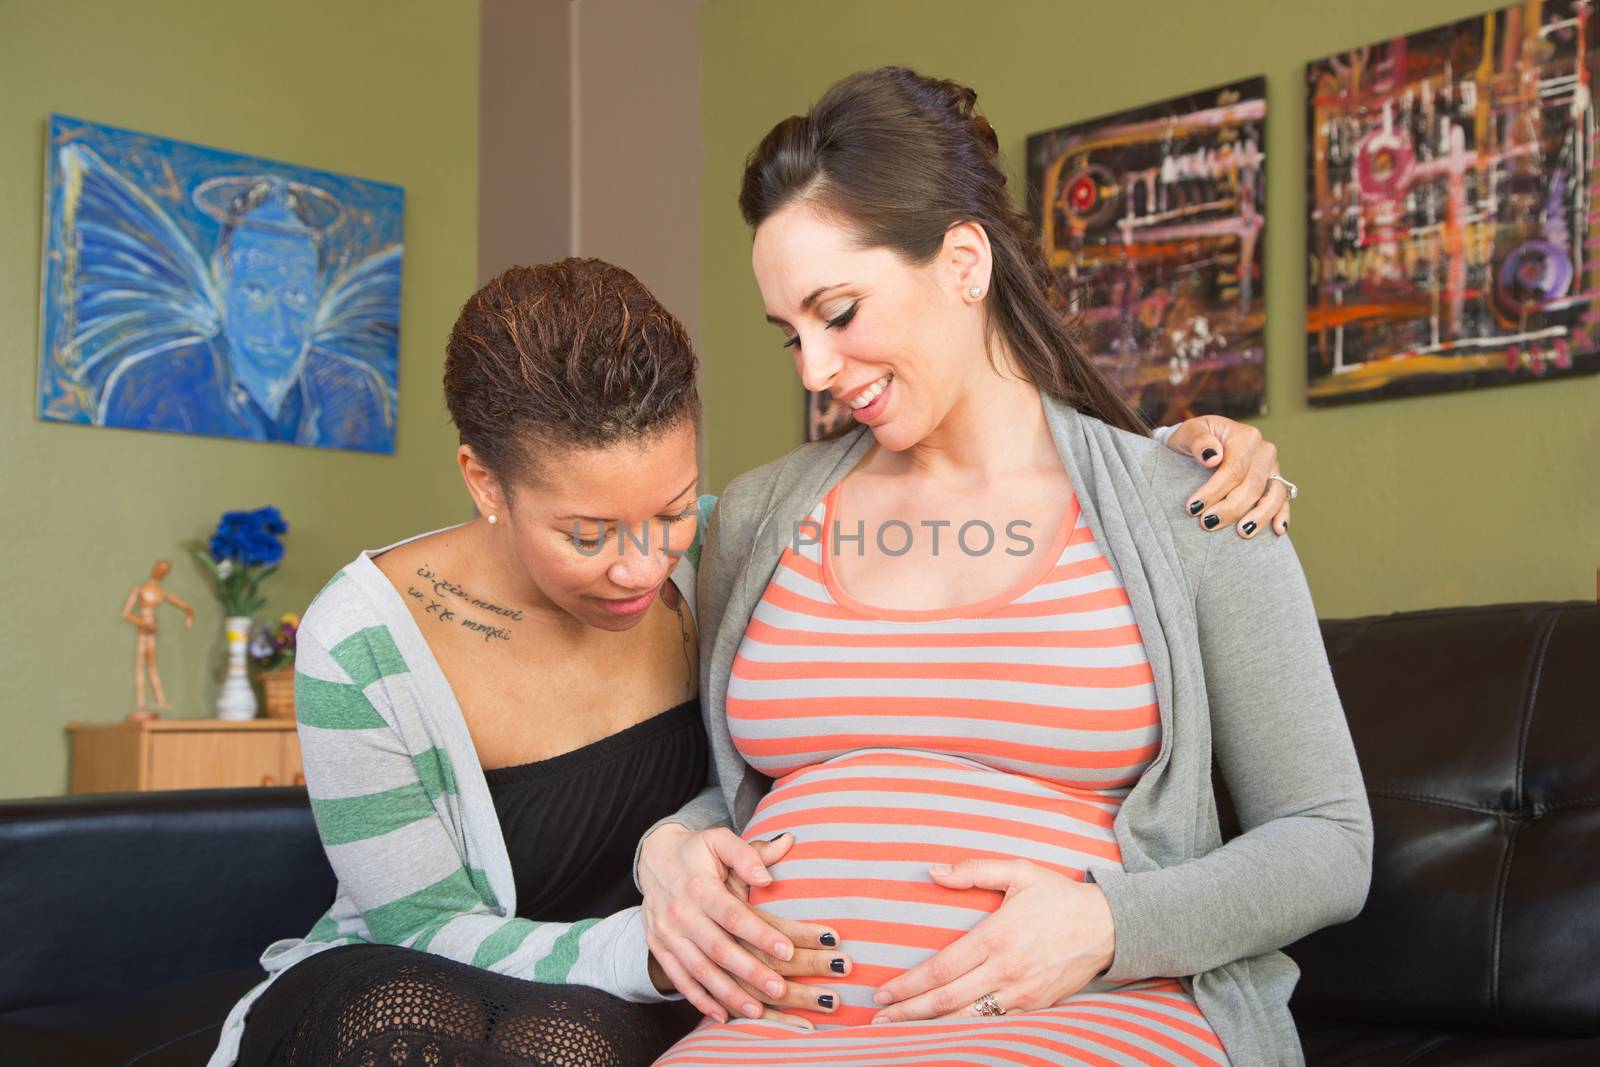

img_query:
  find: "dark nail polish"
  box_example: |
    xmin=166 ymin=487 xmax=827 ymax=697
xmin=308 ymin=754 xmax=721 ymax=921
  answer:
xmin=1242 ymin=520 xmax=1257 ymax=536
xmin=1201 ymin=448 xmax=1218 ymax=462
xmin=1188 ymin=500 xmax=1204 ymax=516
xmin=1203 ymin=514 xmax=1220 ymax=530
xmin=831 ymin=958 xmax=847 ymax=973
xmin=818 ymin=995 xmax=835 ymax=1010
xmin=819 ymin=933 xmax=837 ymax=947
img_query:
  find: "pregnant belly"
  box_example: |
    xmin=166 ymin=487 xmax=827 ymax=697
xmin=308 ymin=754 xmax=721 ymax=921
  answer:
xmin=742 ymin=750 xmax=1128 ymax=1028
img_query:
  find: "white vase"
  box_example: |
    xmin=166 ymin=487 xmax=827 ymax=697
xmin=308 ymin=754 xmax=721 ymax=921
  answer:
xmin=216 ymin=615 xmax=259 ymax=721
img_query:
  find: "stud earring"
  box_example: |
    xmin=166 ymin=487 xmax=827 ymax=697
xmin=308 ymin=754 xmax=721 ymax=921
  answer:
xmin=967 ymin=285 xmax=983 ymax=299
xmin=487 ymin=513 xmax=498 ymax=525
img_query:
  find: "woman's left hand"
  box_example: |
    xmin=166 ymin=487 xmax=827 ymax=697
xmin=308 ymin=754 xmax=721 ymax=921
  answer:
xmin=1164 ymin=414 xmax=1291 ymax=537
xmin=869 ymin=859 xmax=1116 ymax=1023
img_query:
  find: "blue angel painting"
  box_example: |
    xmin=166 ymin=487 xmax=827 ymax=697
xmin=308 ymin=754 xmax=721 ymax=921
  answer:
xmin=38 ymin=116 xmax=404 ymax=452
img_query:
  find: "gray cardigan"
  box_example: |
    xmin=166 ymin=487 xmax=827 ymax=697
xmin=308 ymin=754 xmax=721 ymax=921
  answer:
xmin=652 ymin=396 xmax=1373 ymax=1067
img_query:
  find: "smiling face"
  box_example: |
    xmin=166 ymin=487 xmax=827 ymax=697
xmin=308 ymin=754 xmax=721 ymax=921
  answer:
xmin=751 ymin=202 xmax=993 ymax=453
xmin=465 ymin=418 xmax=700 ymax=633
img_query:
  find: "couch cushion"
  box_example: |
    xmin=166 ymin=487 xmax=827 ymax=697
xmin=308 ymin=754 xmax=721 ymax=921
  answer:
xmin=1288 ymin=603 xmax=1600 ymax=1036
xmin=0 ymin=787 xmax=334 ymax=1015
xmin=1298 ymin=1013 xmax=1600 ymax=1066
xmin=0 ymin=967 xmax=263 ymax=1067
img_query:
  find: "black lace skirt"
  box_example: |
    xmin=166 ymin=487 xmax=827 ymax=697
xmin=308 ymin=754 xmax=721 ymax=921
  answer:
xmin=235 ymin=944 xmax=700 ymax=1067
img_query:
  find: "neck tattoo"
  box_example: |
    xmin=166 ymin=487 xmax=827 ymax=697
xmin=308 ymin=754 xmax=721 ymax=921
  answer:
xmin=669 ymin=592 xmax=692 ymax=698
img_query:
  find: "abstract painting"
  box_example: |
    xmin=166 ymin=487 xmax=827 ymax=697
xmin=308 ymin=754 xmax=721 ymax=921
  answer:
xmin=1307 ymin=2 xmax=1600 ymax=404
xmin=1027 ymin=78 xmax=1267 ymax=425
xmin=39 ymin=116 xmax=404 ymax=451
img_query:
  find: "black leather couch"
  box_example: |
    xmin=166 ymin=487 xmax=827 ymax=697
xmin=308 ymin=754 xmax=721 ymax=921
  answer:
xmin=2 ymin=601 xmax=1595 ymax=1066
xmin=1267 ymin=601 xmax=1600 ymax=1065
xmin=0 ymin=788 xmax=335 ymax=1066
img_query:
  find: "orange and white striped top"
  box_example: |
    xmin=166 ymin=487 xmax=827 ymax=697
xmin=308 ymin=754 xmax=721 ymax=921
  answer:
xmin=657 ymin=487 xmax=1230 ymax=1066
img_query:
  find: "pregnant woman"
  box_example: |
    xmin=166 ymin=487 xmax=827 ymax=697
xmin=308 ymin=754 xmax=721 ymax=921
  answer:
xmin=212 ymin=257 xmax=1286 ymax=1067
xmin=639 ymin=68 xmax=1371 ymax=1067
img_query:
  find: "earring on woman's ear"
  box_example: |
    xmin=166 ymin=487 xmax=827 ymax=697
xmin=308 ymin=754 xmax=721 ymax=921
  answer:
xmin=967 ymin=285 xmax=983 ymax=299
xmin=487 ymin=513 xmax=498 ymax=526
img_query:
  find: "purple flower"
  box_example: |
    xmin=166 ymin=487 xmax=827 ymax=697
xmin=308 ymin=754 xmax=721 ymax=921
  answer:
xmin=249 ymin=628 xmax=276 ymax=659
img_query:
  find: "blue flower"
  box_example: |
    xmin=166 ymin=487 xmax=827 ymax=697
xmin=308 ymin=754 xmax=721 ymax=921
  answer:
xmin=209 ymin=527 xmax=241 ymax=562
xmin=254 ymin=506 xmax=288 ymax=536
xmin=207 ymin=506 xmax=287 ymax=565
xmin=242 ymin=530 xmax=284 ymax=567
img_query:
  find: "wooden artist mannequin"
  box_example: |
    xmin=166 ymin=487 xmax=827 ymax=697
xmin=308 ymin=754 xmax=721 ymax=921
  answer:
xmin=121 ymin=559 xmax=194 ymax=713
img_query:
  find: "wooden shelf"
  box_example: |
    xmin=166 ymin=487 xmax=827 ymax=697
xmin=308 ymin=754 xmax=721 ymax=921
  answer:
xmin=68 ymin=718 xmax=297 ymax=732
xmin=67 ymin=718 xmax=304 ymax=793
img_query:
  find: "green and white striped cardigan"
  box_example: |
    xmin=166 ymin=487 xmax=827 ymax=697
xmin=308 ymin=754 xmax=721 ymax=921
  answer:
xmin=207 ymin=524 xmax=698 ymax=1067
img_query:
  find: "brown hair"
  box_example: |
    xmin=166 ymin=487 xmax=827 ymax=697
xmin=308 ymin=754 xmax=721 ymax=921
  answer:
xmin=739 ymin=66 xmax=1146 ymax=435
xmin=443 ymin=259 xmax=700 ymax=487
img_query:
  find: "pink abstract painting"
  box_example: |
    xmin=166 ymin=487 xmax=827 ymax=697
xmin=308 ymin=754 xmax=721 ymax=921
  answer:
xmin=1307 ymin=1 xmax=1600 ymax=404
xmin=1028 ymin=78 xmax=1267 ymax=424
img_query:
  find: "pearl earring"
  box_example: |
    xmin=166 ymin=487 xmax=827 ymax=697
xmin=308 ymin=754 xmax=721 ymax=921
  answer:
xmin=487 ymin=513 xmax=498 ymax=525
xmin=967 ymin=285 xmax=983 ymax=299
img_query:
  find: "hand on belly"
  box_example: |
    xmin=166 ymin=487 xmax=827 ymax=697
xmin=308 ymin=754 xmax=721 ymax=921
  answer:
xmin=737 ymin=753 xmax=1123 ymax=1026
xmin=743 ymin=831 xmax=1005 ymax=1026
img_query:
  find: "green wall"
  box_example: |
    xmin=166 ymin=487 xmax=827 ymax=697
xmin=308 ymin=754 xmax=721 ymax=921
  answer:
xmin=697 ymin=0 xmax=1598 ymax=619
xmin=0 ymin=1 xmax=479 ymax=798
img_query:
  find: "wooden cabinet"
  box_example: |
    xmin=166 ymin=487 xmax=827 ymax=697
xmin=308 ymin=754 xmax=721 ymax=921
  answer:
xmin=67 ymin=719 xmax=304 ymax=793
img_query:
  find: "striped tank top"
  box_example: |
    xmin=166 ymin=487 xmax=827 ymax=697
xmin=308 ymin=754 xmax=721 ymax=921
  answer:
xmin=657 ymin=487 xmax=1230 ymax=1067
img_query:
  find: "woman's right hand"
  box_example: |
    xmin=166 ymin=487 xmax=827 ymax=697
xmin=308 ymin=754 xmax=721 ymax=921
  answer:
xmin=638 ymin=823 xmax=840 ymax=1023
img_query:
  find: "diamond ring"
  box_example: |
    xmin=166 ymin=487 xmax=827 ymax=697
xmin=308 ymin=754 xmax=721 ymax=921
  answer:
xmin=974 ymin=992 xmax=1006 ymax=1017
